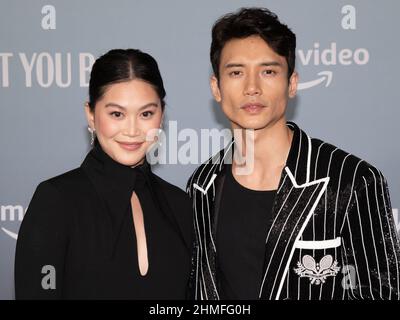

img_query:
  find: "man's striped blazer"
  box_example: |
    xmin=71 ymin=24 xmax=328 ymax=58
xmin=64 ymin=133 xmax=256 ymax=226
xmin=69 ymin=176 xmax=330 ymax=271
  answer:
xmin=186 ymin=122 xmax=400 ymax=300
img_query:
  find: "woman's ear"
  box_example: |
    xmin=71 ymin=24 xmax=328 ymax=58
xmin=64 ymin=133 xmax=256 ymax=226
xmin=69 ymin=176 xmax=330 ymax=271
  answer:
xmin=160 ymin=111 xmax=164 ymax=129
xmin=84 ymin=102 xmax=95 ymax=130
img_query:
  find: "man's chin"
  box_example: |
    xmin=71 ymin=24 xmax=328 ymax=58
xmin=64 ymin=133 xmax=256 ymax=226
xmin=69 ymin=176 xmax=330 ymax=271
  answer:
xmin=230 ymin=115 xmax=287 ymax=132
xmin=231 ymin=120 xmax=272 ymax=131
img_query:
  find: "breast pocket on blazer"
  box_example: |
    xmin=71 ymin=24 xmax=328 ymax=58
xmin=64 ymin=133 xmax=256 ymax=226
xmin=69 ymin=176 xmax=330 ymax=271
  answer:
xmin=292 ymin=237 xmax=342 ymax=286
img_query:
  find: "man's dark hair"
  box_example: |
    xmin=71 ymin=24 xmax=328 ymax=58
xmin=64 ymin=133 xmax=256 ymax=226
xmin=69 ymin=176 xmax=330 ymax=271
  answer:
xmin=210 ymin=7 xmax=296 ymax=81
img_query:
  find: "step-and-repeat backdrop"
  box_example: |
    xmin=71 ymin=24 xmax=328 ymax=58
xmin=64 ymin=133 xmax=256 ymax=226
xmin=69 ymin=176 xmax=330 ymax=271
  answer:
xmin=1 ymin=0 xmax=399 ymax=299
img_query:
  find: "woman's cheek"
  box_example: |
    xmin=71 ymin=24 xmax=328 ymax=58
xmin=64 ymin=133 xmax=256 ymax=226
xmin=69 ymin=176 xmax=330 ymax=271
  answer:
xmin=97 ymin=114 xmax=121 ymax=138
xmin=145 ymin=114 xmax=162 ymax=133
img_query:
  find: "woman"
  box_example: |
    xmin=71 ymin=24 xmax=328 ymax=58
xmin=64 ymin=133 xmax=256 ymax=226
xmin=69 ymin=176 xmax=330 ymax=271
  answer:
xmin=15 ymin=49 xmax=193 ymax=299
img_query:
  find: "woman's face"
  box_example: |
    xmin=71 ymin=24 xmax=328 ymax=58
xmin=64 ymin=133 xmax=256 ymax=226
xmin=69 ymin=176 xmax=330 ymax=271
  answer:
xmin=85 ymin=79 xmax=163 ymax=167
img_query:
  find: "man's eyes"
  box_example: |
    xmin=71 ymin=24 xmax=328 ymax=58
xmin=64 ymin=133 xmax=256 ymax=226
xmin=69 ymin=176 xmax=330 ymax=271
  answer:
xmin=228 ymin=70 xmax=243 ymax=77
xmin=227 ymin=69 xmax=277 ymax=77
xmin=262 ymin=69 xmax=276 ymax=75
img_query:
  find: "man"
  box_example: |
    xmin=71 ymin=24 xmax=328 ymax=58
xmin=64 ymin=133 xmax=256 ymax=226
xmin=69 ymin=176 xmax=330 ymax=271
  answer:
xmin=186 ymin=7 xmax=400 ymax=300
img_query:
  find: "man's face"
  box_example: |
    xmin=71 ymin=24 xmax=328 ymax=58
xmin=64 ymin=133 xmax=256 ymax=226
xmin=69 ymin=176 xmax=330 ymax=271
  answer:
xmin=211 ymin=35 xmax=298 ymax=131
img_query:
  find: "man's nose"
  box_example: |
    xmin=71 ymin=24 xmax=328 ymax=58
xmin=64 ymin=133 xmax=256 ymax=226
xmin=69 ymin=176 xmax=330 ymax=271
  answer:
xmin=244 ymin=75 xmax=262 ymax=96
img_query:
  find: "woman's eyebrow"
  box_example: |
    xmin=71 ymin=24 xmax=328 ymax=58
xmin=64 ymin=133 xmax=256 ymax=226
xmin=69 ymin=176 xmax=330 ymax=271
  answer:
xmin=105 ymin=103 xmax=127 ymax=110
xmin=105 ymin=102 xmax=159 ymax=110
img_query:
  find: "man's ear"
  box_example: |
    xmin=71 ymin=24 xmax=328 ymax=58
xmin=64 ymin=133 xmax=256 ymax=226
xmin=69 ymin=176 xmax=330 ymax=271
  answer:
xmin=288 ymin=71 xmax=298 ymax=98
xmin=210 ymin=75 xmax=222 ymax=103
xmin=84 ymin=102 xmax=95 ymax=130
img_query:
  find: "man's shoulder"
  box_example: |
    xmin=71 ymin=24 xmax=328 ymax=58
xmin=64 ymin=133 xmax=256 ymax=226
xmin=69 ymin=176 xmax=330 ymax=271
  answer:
xmin=310 ymin=137 xmax=386 ymax=184
xmin=186 ymin=149 xmax=226 ymax=193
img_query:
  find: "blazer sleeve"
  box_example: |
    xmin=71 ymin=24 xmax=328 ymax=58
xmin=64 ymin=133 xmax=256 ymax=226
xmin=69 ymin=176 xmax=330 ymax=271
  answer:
xmin=341 ymin=166 xmax=400 ymax=300
xmin=15 ymin=181 xmax=71 ymax=299
xmin=185 ymin=175 xmax=199 ymax=300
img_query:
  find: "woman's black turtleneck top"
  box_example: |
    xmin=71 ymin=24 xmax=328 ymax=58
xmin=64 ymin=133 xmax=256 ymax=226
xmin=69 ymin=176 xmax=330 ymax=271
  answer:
xmin=15 ymin=145 xmax=193 ymax=299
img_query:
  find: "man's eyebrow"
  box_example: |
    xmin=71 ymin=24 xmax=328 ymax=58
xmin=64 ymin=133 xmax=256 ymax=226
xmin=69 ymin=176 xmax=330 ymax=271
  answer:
xmin=259 ymin=61 xmax=283 ymax=67
xmin=224 ymin=63 xmax=245 ymax=68
xmin=105 ymin=102 xmax=159 ymax=110
xmin=224 ymin=61 xmax=283 ymax=68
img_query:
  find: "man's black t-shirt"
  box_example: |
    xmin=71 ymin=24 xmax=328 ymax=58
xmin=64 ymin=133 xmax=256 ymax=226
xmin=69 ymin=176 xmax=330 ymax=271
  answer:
xmin=217 ymin=165 xmax=276 ymax=299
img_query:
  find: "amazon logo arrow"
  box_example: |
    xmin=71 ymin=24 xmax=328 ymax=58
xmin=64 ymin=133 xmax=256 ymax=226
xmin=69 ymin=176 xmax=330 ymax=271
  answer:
xmin=1 ymin=227 xmax=18 ymax=240
xmin=297 ymin=71 xmax=333 ymax=90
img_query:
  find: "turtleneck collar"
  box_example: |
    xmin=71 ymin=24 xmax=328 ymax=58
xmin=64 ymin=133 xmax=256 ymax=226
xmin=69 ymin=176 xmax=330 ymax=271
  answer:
xmin=89 ymin=143 xmax=151 ymax=193
xmin=80 ymin=144 xmax=190 ymax=257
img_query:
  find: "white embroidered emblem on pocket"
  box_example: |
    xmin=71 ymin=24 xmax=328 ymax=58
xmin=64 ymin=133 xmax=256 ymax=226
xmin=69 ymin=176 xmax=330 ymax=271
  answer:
xmin=294 ymin=254 xmax=340 ymax=285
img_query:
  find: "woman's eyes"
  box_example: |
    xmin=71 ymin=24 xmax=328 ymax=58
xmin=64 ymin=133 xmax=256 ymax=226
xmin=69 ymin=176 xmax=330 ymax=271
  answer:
xmin=141 ymin=111 xmax=154 ymax=119
xmin=110 ymin=111 xmax=123 ymax=118
xmin=109 ymin=110 xmax=155 ymax=119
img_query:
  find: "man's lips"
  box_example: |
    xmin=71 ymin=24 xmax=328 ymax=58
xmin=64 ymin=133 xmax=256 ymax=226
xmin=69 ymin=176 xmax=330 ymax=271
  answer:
xmin=240 ymin=103 xmax=267 ymax=113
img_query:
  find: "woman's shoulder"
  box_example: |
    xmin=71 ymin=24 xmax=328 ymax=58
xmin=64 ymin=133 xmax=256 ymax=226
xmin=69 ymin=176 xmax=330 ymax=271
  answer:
xmin=36 ymin=167 xmax=92 ymax=198
xmin=23 ymin=168 xmax=90 ymax=230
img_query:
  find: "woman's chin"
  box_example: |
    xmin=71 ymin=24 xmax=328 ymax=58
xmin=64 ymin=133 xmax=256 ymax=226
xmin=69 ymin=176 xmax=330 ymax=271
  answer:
xmin=106 ymin=149 xmax=145 ymax=167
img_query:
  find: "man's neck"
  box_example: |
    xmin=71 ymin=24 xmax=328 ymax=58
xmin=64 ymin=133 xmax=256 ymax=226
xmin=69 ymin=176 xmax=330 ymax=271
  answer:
xmin=231 ymin=118 xmax=293 ymax=191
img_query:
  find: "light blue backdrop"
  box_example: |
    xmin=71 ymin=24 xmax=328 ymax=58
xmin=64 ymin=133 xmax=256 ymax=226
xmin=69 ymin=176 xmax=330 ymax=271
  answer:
xmin=1 ymin=0 xmax=399 ymax=299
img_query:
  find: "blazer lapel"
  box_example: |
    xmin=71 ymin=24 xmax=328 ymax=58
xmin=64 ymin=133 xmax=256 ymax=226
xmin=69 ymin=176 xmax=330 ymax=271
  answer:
xmin=258 ymin=122 xmax=330 ymax=300
xmin=190 ymin=141 xmax=234 ymax=299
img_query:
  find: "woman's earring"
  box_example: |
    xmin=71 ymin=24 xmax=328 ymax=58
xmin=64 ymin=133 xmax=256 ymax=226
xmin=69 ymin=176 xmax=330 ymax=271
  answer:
xmin=157 ymin=125 xmax=164 ymax=146
xmin=88 ymin=126 xmax=96 ymax=145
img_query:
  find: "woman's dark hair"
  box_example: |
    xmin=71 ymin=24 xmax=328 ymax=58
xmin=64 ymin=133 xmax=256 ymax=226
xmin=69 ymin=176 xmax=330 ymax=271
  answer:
xmin=88 ymin=48 xmax=166 ymax=111
xmin=210 ymin=7 xmax=296 ymax=81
